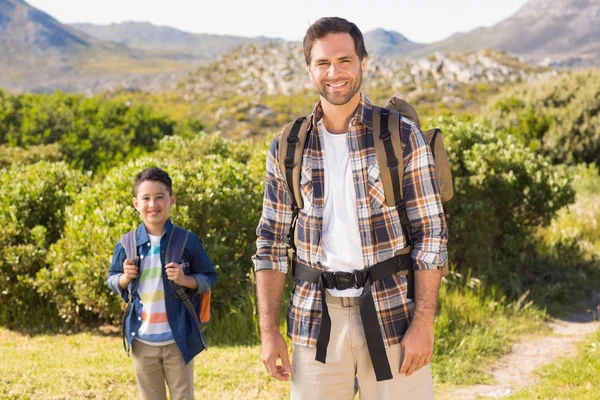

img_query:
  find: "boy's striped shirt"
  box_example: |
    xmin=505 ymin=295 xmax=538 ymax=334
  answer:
xmin=135 ymin=234 xmax=174 ymax=345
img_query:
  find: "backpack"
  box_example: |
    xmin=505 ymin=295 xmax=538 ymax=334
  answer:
xmin=119 ymin=226 xmax=211 ymax=354
xmin=277 ymin=97 xmax=453 ymax=290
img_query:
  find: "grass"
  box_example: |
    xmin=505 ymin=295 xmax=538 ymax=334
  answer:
xmin=505 ymin=331 xmax=600 ymax=400
xmin=0 ymin=328 xmax=290 ymax=400
xmin=0 ymin=277 xmax=547 ymax=399
xmin=433 ymin=271 xmax=547 ymax=385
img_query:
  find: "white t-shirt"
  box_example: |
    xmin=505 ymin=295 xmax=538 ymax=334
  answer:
xmin=320 ymin=121 xmax=365 ymax=297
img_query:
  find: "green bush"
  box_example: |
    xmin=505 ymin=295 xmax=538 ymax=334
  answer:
xmin=485 ymin=70 xmax=600 ymax=165
xmin=0 ymin=143 xmax=63 ymax=168
xmin=0 ymin=161 xmax=89 ymax=329
xmin=434 ymin=117 xmax=574 ymax=290
xmin=0 ymin=90 xmax=176 ymax=172
xmin=39 ymin=135 xmax=266 ymax=328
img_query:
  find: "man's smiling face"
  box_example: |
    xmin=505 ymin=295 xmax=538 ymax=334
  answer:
xmin=307 ymin=32 xmax=366 ymax=107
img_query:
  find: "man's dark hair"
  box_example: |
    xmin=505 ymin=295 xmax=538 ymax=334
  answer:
xmin=134 ymin=167 xmax=173 ymax=196
xmin=303 ymin=17 xmax=368 ymax=65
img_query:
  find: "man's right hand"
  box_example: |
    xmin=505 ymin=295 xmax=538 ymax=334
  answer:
xmin=122 ymin=258 xmax=139 ymax=283
xmin=261 ymin=331 xmax=292 ymax=381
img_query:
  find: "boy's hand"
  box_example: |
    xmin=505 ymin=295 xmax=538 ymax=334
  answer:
xmin=165 ymin=262 xmax=185 ymax=284
xmin=122 ymin=258 xmax=139 ymax=283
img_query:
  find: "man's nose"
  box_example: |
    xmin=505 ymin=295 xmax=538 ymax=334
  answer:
xmin=327 ymin=63 xmax=341 ymax=78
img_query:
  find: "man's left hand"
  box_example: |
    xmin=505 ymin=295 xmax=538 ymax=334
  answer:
xmin=399 ymin=316 xmax=434 ymax=376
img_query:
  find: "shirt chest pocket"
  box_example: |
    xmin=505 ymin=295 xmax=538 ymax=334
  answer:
xmin=367 ymin=163 xmax=387 ymax=210
xmin=300 ymin=165 xmax=313 ymax=211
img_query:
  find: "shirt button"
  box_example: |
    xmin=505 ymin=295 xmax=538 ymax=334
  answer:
xmin=140 ymin=255 xmax=144 ymax=259
xmin=138 ymin=317 xmax=141 ymax=321
xmin=132 ymin=332 xmax=136 ymax=336
xmin=147 ymin=243 xmax=150 ymax=246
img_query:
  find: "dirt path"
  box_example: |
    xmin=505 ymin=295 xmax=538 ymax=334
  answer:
xmin=442 ymin=293 xmax=600 ymax=399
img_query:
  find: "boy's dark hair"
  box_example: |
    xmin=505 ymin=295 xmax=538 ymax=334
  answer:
xmin=134 ymin=167 xmax=173 ymax=196
xmin=303 ymin=17 xmax=368 ymax=65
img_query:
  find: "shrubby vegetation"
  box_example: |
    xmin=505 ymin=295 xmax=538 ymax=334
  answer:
xmin=0 ymin=90 xmax=175 ymax=172
xmin=0 ymin=143 xmax=63 ymax=168
xmin=485 ymin=70 xmax=600 ymax=165
xmin=0 ymin=161 xmax=89 ymax=329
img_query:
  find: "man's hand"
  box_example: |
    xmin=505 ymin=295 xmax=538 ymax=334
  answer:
xmin=261 ymin=331 xmax=292 ymax=381
xmin=399 ymin=316 xmax=434 ymax=376
xmin=122 ymin=258 xmax=139 ymax=283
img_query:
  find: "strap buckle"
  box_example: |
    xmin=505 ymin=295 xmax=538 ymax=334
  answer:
xmin=322 ymin=270 xmax=369 ymax=290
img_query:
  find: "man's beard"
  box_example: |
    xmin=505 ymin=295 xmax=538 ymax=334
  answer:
xmin=316 ymin=65 xmax=363 ymax=106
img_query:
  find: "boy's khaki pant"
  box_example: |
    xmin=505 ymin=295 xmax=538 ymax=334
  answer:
xmin=131 ymin=340 xmax=194 ymax=400
xmin=291 ymin=292 xmax=434 ymax=400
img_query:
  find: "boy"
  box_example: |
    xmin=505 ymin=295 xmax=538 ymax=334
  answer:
xmin=107 ymin=167 xmax=217 ymax=400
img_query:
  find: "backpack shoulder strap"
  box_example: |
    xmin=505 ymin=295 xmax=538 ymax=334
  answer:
xmin=165 ymin=225 xmax=206 ymax=335
xmin=120 ymin=230 xmax=137 ymax=262
xmin=372 ymin=105 xmax=404 ymax=206
xmin=277 ymin=116 xmax=311 ymax=211
xmin=165 ymin=225 xmax=190 ymax=265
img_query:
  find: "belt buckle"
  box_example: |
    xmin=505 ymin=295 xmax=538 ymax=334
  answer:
xmin=340 ymin=297 xmax=355 ymax=307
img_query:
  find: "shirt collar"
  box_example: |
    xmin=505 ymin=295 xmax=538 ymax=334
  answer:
xmin=308 ymin=93 xmax=374 ymax=131
xmin=135 ymin=218 xmax=173 ymax=245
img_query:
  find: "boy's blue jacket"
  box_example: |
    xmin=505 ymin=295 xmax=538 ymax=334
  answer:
xmin=107 ymin=219 xmax=217 ymax=364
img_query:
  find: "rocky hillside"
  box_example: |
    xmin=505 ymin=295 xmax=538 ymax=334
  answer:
xmin=174 ymin=41 xmax=556 ymax=138
xmin=179 ymin=42 xmax=553 ymax=101
xmin=410 ymin=0 xmax=600 ymax=66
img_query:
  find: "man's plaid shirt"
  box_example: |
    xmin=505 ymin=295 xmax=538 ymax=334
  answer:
xmin=252 ymin=94 xmax=448 ymax=347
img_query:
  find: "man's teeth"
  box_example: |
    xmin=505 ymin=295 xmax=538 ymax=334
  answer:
xmin=329 ymin=82 xmax=346 ymax=87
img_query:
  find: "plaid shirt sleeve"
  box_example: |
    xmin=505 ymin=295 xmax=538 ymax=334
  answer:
xmin=252 ymin=135 xmax=294 ymax=273
xmin=402 ymin=121 xmax=448 ymax=270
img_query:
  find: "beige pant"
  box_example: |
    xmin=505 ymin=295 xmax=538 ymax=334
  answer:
xmin=131 ymin=340 xmax=194 ymax=400
xmin=291 ymin=293 xmax=434 ymax=400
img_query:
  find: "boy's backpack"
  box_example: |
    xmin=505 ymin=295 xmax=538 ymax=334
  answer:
xmin=119 ymin=226 xmax=211 ymax=354
xmin=277 ymin=97 xmax=453 ymax=295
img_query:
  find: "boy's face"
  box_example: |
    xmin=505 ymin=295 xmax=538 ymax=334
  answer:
xmin=132 ymin=180 xmax=175 ymax=232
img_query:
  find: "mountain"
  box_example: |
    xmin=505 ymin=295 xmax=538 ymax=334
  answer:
xmin=69 ymin=21 xmax=279 ymax=63
xmin=363 ymin=29 xmax=423 ymax=57
xmin=409 ymin=0 xmax=600 ymax=66
xmin=0 ymin=0 xmax=94 ymax=61
xmin=0 ymin=0 xmax=190 ymax=92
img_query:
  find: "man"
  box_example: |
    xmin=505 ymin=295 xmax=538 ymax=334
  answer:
xmin=252 ymin=17 xmax=447 ymax=399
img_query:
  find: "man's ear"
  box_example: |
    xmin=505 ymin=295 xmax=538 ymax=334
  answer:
xmin=306 ymin=63 xmax=314 ymax=83
xmin=132 ymin=196 xmax=139 ymax=211
xmin=170 ymin=195 xmax=176 ymax=206
xmin=361 ymin=57 xmax=367 ymax=72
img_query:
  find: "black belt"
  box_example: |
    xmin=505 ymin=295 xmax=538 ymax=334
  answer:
xmin=293 ymin=253 xmax=412 ymax=382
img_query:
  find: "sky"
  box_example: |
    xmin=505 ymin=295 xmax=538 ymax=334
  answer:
xmin=27 ymin=0 xmax=529 ymax=44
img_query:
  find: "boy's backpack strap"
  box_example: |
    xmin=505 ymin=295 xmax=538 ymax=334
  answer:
xmin=278 ymin=116 xmax=312 ymax=212
xmin=372 ymin=105 xmax=404 ymax=207
xmin=119 ymin=230 xmax=137 ymax=356
xmin=165 ymin=226 xmax=190 ymax=265
xmin=120 ymin=230 xmax=137 ymax=264
xmin=165 ymin=226 xmax=207 ymax=336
